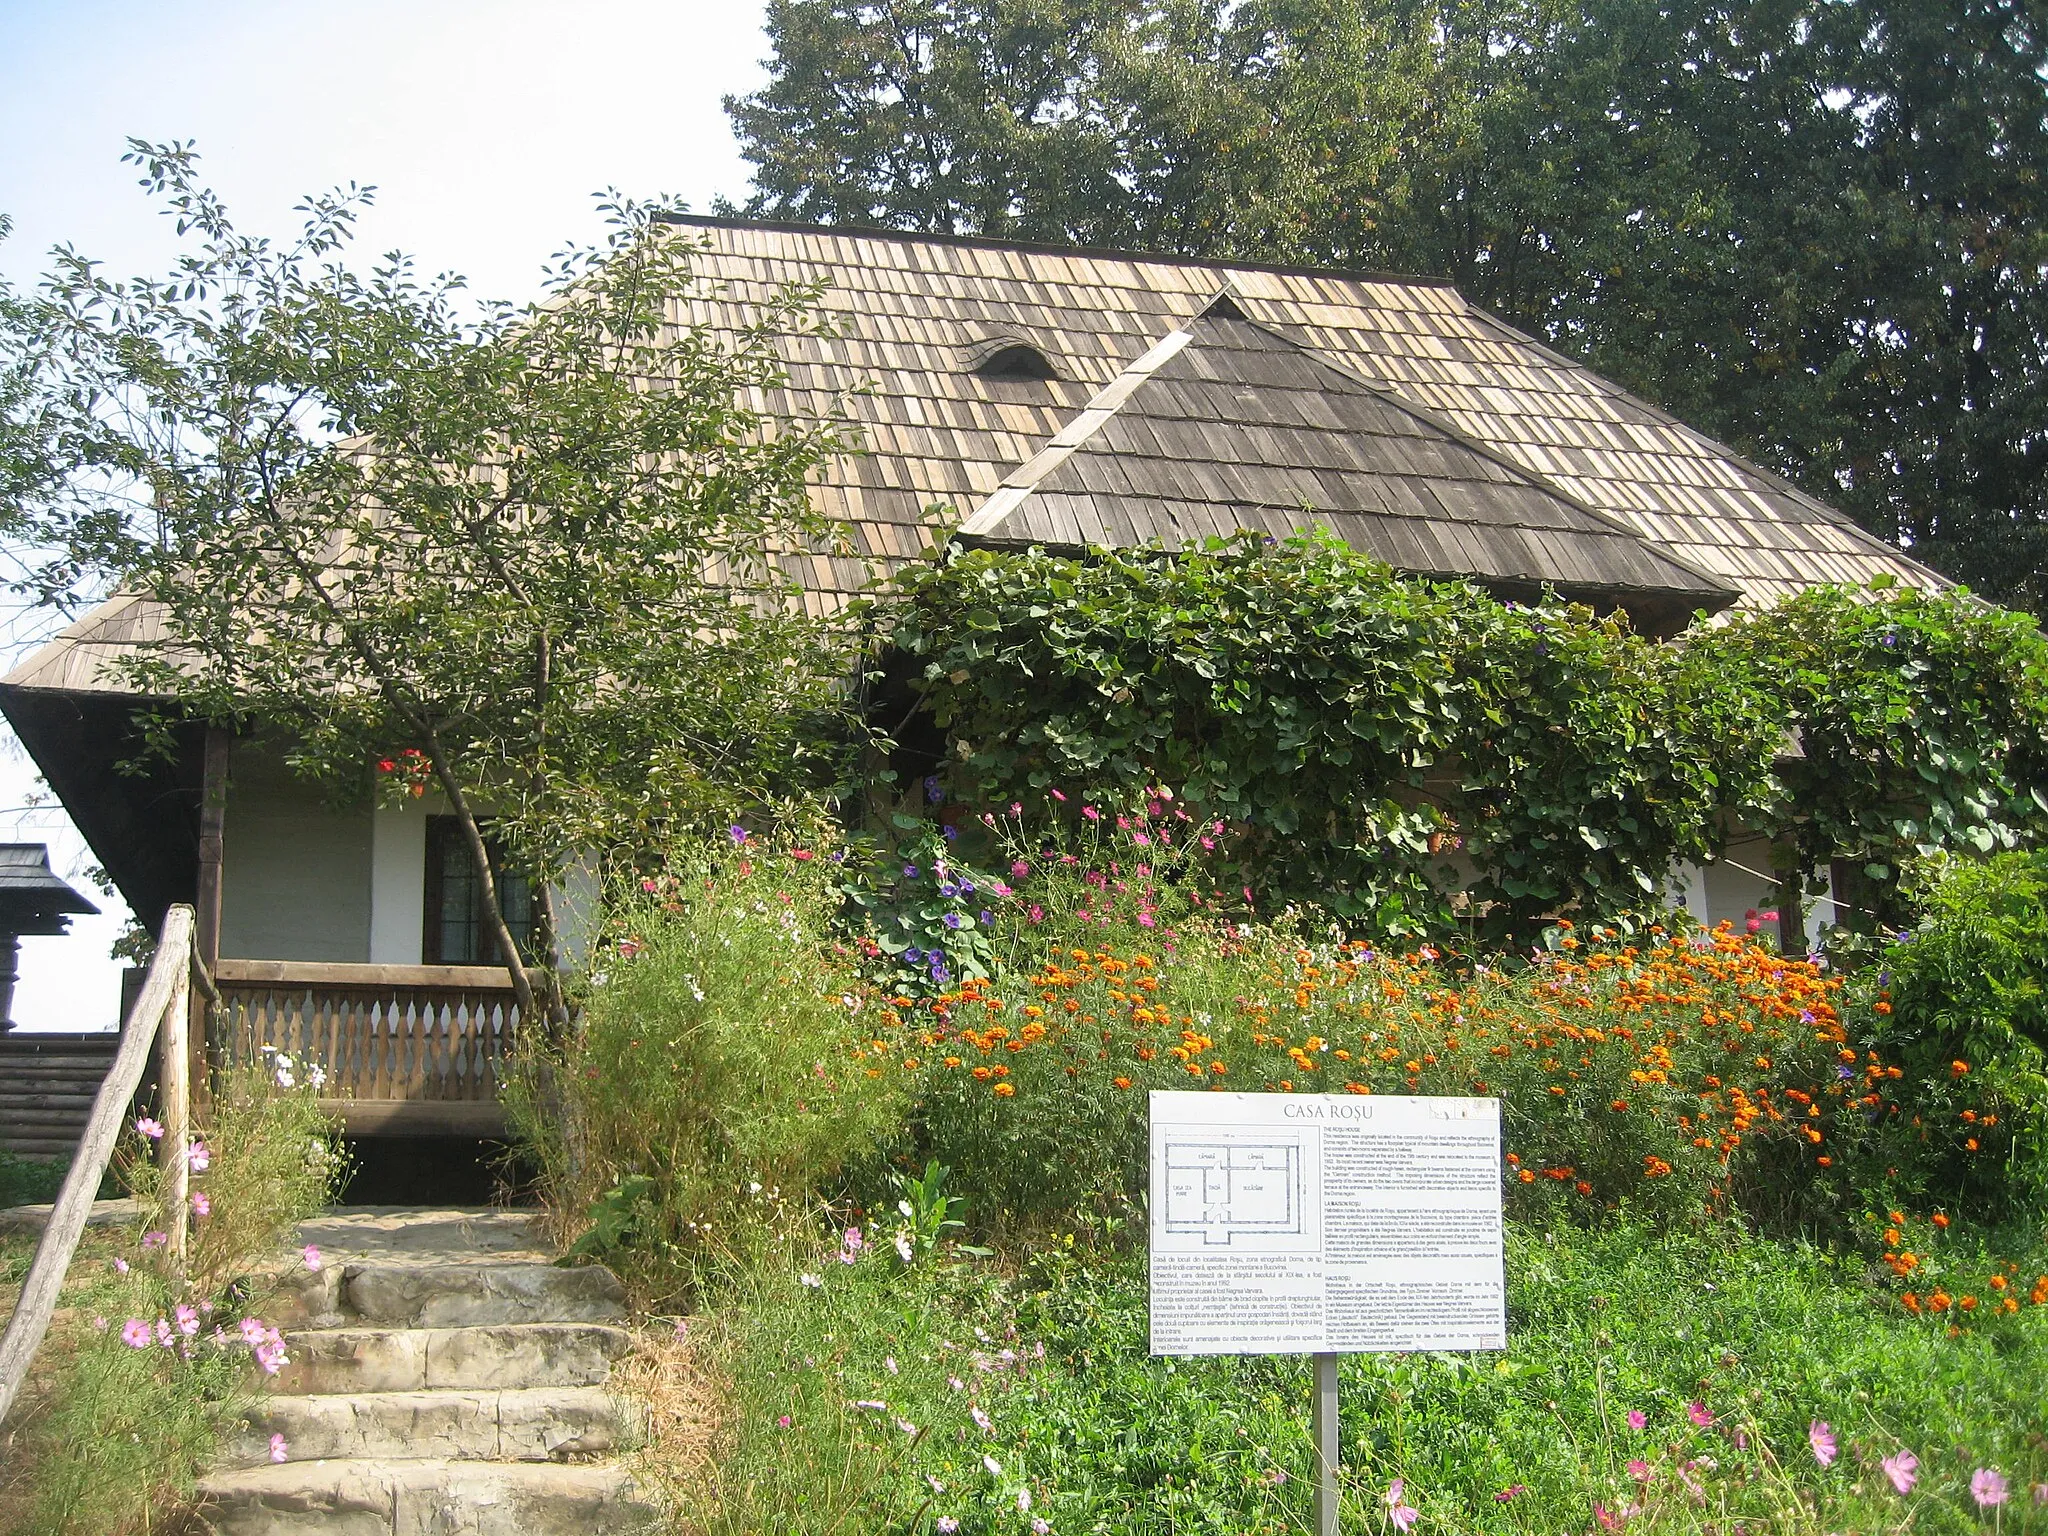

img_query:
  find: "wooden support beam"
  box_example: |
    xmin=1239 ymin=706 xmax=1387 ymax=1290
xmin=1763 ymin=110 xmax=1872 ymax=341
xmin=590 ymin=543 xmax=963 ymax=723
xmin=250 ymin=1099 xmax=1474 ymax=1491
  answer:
xmin=190 ymin=727 xmax=229 ymax=1118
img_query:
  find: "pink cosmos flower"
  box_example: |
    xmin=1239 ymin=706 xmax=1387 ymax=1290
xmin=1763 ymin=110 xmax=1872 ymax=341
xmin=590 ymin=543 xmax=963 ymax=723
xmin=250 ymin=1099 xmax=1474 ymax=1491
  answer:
xmin=1627 ymin=1460 xmax=1651 ymax=1482
xmin=1594 ymin=1503 xmax=1637 ymax=1531
xmin=936 ymin=1520 xmax=959 ymax=1534
xmin=187 ymin=1140 xmax=210 ymax=1172
xmin=268 ymin=1434 xmax=289 ymax=1464
xmin=155 ymin=1318 xmax=173 ymax=1347
xmin=1082 ymin=806 xmax=1100 ymax=821
xmin=983 ymin=1455 xmax=1003 ymax=1477
xmin=175 ymin=1304 xmax=201 ymax=1336
xmin=776 ymin=1414 xmax=791 ymax=1428
xmin=972 ymin=1405 xmax=993 ymax=1433
xmin=1626 ymin=1409 xmax=1646 ymax=1430
xmin=2034 ymin=1483 xmax=2048 ymax=1507
xmin=141 ymin=1231 xmax=167 ymax=1251
xmin=1686 ymin=1400 xmax=1712 ymax=1428
xmin=134 ymin=1117 xmax=163 ymax=1140
xmin=92 ymin=1316 xmax=108 ymax=1331
xmin=1012 ymin=860 xmax=1030 ymax=878
xmin=191 ymin=1191 xmax=210 ymax=1216
xmin=121 ymin=1319 xmax=151 ymax=1348
xmin=1049 ymin=789 xmax=1066 ymax=802
xmin=1016 ymin=1488 xmax=1032 ymax=1512
xmin=1972 ymin=1469 xmax=2009 ymax=1508
xmin=114 ymin=1257 xmax=129 ymax=1274
xmin=675 ymin=1320 xmax=691 ymax=1343
xmin=302 ymin=1245 xmax=322 ymax=1272
xmin=1494 ymin=1486 xmax=1525 ymax=1503
xmin=1033 ymin=1522 xmax=1050 ymax=1535
xmin=1883 ymin=1450 xmax=1919 ymax=1495
xmin=1808 ymin=1421 xmax=1836 ymax=1468
xmin=1385 ymin=1479 xmax=1419 ymax=1532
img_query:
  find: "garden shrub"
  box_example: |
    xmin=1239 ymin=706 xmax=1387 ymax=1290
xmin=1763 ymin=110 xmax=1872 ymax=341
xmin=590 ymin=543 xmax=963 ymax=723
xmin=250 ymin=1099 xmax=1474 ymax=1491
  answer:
xmin=881 ymin=532 xmax=1778 ymax=949
xmin=876 ymin=535 xmax=2048 ymax=945
xmin=510 ymin=836 xmax=906 ymax=1298
xmin=1718 ymin=583 xmax=2048 ymax=928
xmin=1857 ymin=851 xmax=2048 ymax=1219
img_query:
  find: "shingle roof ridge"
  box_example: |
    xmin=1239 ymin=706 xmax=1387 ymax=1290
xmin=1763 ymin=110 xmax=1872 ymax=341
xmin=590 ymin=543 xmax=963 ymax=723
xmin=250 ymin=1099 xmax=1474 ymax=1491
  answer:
xmin=656 ymin=213 xmax=1463 ymax=292
xmin=1448 ymin=301 xmax=1946 ymax=581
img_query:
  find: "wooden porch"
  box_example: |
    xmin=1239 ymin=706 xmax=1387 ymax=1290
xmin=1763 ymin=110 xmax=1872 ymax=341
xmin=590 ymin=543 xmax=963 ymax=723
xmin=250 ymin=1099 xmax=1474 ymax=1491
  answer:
xmin=212 ymin=959 xmax=520 ymax=1136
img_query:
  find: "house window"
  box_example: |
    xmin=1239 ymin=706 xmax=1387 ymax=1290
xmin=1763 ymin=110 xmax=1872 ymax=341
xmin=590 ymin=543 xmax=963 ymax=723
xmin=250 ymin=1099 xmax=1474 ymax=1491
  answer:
xmin=423 ymin=817 xmax=533 ymax=965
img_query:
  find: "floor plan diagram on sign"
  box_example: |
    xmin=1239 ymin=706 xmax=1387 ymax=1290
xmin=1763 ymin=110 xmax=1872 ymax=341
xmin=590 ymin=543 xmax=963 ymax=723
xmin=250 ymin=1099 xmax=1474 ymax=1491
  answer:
xmin=1162 ymin=1135 xmax=1307 ymax=1246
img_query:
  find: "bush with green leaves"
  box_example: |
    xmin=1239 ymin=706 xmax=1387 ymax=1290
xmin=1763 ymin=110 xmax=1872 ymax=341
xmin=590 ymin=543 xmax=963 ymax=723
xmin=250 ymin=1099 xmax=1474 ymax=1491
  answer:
xmin=1857 ymin=851 xmax=2048 ymax=1218
xmin=1716 ymin=582 xmax=2048 ymax=929
xmin=876 ymin=534 xmax=2048 ymax=949
xmin=508 ymin=835 xmax=905 ymax=1300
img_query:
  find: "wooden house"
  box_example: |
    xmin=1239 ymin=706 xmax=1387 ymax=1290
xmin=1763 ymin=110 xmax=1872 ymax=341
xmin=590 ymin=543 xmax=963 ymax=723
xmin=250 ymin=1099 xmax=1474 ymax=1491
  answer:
xmin=0 ymin=218 xmax=1945 ymax=1137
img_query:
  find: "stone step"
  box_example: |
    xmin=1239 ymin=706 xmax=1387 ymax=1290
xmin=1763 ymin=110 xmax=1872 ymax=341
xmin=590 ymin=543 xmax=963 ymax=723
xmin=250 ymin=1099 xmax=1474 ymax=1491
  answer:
xmin=222 ymin=1386 xmax=641 ymax=1468
xmin=198 ymin=1457 xmax=659 ymax=1536
xmin=338 ymin=1262 xmax=627 ymax=1328
xmin=273 ymin=1323 xmax=632 ymax=1395
xmin=298 ymin=1208 xmax=554 ymax=1266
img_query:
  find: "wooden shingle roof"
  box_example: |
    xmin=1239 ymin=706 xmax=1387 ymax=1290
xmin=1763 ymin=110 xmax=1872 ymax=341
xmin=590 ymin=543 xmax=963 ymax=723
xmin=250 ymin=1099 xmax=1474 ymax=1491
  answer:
xmin=4 ymin=216 xmax=1944 ymax=700
xmin=671 ymin=216 xmax=1941 ymax=613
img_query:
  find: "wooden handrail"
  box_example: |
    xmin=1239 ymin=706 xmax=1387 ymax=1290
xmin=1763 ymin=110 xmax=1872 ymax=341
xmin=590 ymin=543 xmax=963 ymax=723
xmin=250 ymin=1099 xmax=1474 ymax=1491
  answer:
xmin=211 ymin=958 xmax=518 ymax=990
xmin=0 ymin=904 xmax=196 ymax=1426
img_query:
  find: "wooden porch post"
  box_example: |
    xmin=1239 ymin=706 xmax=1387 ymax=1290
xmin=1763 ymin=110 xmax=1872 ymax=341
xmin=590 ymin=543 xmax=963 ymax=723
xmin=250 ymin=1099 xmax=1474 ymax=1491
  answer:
xmin=189 ymin=726 xmax=229 ymax=1116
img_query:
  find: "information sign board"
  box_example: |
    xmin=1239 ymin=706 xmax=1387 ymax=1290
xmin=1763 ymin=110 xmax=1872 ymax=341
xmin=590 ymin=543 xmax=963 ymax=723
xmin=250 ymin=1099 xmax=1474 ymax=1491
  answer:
xmin=1148 ymin=1090 xmax=1506 ymax=1357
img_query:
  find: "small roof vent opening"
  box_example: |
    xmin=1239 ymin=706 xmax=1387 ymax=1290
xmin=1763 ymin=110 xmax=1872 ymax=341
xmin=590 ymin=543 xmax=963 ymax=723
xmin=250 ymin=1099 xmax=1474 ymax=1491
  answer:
xmin=975 ymin=342 xmax=1060 ymax=381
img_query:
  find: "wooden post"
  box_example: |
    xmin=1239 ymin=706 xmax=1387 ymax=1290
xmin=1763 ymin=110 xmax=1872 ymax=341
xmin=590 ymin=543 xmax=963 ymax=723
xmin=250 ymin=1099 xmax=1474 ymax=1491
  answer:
xmin=191 ymin=727 xmax=229 ymax=1117
xmin=158 ymin=952 xmax=191 ymax=1275
xmin=1311 ymin=1352 xmax=1340 ymax=1536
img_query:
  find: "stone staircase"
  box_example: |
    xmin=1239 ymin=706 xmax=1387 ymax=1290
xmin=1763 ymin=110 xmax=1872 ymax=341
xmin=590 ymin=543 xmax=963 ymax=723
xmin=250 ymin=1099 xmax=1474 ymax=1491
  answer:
xmin=198 ymin=1208 xmax=659 ymax=1536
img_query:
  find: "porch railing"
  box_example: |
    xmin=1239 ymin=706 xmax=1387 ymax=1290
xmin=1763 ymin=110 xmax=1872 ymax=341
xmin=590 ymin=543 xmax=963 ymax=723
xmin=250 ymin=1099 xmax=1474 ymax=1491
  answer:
xmin=212 ymin=959 xmax=519 ymax=1135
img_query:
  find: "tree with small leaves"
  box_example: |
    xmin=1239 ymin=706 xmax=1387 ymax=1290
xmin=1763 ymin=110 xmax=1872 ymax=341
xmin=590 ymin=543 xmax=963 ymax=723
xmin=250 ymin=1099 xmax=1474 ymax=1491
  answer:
xmin=5 ymin=143 xmax=862 ymax=1028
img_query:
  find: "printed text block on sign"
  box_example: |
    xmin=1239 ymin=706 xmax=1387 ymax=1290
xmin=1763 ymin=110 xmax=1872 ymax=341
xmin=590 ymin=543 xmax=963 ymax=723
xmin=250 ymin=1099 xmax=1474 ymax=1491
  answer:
xmin=1148 ymin=1091 xmax=1506 ymax=1356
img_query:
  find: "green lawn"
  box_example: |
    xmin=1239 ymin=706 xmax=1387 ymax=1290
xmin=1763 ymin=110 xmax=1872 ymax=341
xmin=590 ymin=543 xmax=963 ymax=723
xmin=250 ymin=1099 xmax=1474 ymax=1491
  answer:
xmin=677 ymin=1218 xmax=2048 ymax=1535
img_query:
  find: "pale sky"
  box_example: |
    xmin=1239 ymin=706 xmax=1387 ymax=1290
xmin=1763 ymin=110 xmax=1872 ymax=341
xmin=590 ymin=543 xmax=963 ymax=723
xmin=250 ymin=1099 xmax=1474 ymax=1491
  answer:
xmin=0 ymin=0 xmax=775 ymax=1028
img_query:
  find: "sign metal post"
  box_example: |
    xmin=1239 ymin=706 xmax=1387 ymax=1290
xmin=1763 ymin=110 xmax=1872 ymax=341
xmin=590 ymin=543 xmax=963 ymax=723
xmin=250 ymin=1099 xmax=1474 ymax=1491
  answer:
xmin=1312 ymin=1350 xmax=1340 ymax=1536
xmin=1148 ymin=1091 xmax=1507 ymax=1530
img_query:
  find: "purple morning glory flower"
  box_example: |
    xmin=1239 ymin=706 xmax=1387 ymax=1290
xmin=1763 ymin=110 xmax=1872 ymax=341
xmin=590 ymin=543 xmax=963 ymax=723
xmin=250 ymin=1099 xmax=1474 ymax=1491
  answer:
xmin=979 ymin=910 xmax=991 ymax=924
xmin=904 ymin=947 xmax=923 ymax=962
xmin=941 ymin=825 xmax=959 ymax=842
xmin=924 ymin=775 xmax=944 ymax=805
xmin=904 ymin=864 xmax=919 ymax=878
xmin=729 ymin=824 xmax=748 ymax=845
xmin=943 ymin=912 xmax=963 ymax=929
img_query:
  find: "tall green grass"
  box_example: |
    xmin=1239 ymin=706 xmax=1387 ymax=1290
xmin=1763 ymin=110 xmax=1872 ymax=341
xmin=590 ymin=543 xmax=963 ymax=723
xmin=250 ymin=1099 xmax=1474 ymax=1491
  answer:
xmin=4 ymin=1060 xmax=344 ymax=1536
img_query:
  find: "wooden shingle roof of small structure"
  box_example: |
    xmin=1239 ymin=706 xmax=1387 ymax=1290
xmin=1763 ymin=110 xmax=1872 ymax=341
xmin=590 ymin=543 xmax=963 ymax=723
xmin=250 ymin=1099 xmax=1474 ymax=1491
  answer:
xmin=955 ymin=295 xmax=1735 ymax=630
xmin=4 ymin=216 xmax=1944 ymax=699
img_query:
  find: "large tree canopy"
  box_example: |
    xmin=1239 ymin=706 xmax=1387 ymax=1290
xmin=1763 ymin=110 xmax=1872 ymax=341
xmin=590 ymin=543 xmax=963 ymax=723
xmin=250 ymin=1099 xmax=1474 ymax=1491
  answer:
xmin=729 ymin=0 xmax=2048 ymax=613
xmin=5 ymin=144 xmax=859 ymax=1023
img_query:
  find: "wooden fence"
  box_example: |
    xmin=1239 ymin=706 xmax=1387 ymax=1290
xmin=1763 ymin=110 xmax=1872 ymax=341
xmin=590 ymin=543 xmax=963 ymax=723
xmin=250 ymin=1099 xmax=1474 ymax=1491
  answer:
xmin=0 ymin=1031 xmax=128 ymax=1158
xmin=212 ymin=960 xmax=519 ymax=1135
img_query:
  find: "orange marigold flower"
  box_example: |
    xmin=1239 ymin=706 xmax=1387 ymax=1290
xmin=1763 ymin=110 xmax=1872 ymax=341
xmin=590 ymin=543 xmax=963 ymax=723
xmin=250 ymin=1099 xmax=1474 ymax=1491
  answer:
xmin=1517 ymin=1168 xmax=1536 ymax=1184
xmin=1576 ymin=1180 xmax=1594 ymax=1196
xmin=992 ymin=1082 xmax=1016 ymax=1098
xmin=1932 ymin=1212 xmax=1950 ymax=1229
xmin=970 ymin=1065 xmax=992 ymax=1081
xmin=1951 ymin=1059 xmax=1969 ymax=1075
xmin=1112 ymin=1076 xmax=1133 ymax=1090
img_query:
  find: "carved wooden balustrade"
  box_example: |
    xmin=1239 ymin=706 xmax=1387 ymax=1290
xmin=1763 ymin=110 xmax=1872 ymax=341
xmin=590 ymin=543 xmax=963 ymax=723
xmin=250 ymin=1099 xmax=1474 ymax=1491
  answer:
xmin=212 ymin=959 xmax=519 ymax=1135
